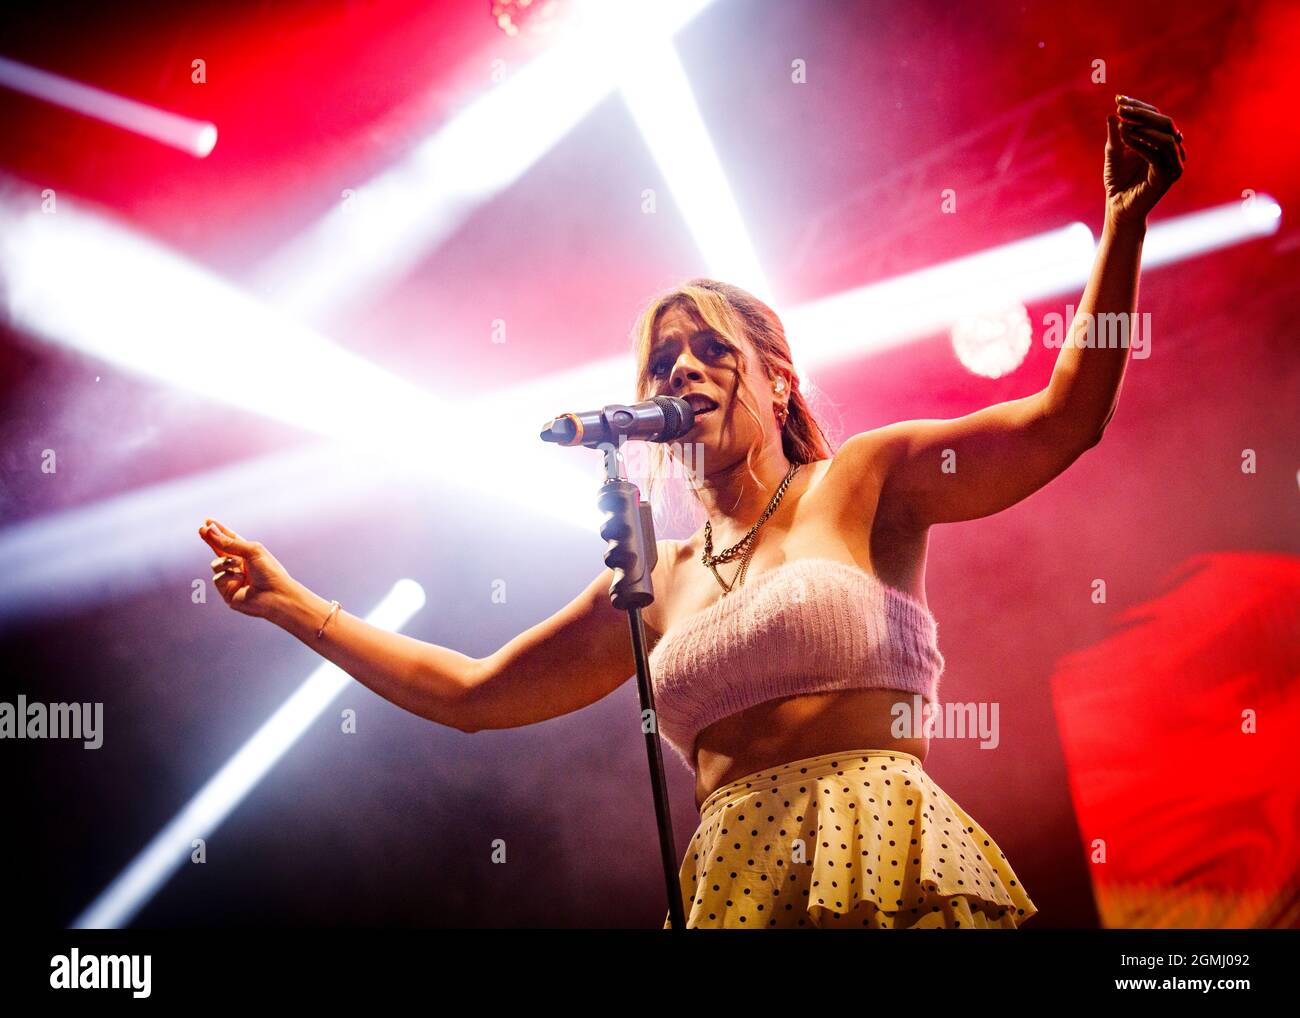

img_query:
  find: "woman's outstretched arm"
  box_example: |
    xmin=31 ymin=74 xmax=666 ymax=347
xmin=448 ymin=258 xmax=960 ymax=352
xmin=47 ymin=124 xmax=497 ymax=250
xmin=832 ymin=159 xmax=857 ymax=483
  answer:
xmin=202 ymin=519 xmax=483 ymax=730
xmin=841 ymin=94 xmax=1186 ymax=532
xmin=267 ymin=576 xmax=485 ymax=731
xmin=201 ymin=519 xmax=666 ymax=734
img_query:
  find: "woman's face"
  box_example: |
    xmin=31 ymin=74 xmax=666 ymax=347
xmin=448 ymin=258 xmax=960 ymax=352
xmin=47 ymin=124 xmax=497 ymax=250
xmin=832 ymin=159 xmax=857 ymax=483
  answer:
xmin=647 ymin=302 xmax=775 ymax=471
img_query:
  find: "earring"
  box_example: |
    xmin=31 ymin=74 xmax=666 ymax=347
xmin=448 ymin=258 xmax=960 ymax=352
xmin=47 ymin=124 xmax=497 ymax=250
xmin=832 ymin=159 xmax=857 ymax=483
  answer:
xmin=773 ymin=377 xmax=786 ymax=394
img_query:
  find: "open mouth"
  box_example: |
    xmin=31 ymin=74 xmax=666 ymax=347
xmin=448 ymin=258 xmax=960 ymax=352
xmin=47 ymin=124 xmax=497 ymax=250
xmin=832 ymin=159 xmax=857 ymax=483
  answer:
xmin=682 ymin=394 xmax=719 ymax=419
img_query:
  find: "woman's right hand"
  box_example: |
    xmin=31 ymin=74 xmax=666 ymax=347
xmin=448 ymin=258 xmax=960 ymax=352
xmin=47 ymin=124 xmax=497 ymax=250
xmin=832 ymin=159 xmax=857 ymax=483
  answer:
xmin=199 ymin=518 xmax=296 ymax=620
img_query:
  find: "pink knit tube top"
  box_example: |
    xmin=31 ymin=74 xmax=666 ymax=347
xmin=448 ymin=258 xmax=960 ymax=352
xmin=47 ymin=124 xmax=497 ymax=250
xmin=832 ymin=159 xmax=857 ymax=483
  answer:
xmin=647 ymin=558 xmax=945 ymax=775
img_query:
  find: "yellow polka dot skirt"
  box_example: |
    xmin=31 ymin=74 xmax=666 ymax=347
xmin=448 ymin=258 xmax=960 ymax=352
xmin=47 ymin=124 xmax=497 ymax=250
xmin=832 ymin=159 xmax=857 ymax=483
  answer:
xmin=663 ymin=749 xmax=1038 ymax=929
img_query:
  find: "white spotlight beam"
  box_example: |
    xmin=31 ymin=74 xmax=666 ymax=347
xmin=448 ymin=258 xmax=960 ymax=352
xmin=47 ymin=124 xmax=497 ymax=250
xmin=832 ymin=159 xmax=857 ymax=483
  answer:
xmin=0 ymin=185 xmax=442 ymax=442
xmin=781 ymin=222 xmax=1098 ymax=379
xmin=68 ymin=579 xmax=427 ymax=929
xmin=782 ymin=196 xmax=1282 ymax=380
xmin=619 ymin=38 xmax=772 ymax=303
xmin=255 ymin=0 xmax=717 ymax=322
xmin=0 ymin=55 xmax=217 ymax=158
xmin=0 ymin=183 xmax=603 ymax=552
xmin=1140 ymin=194 xmax=1282 ymax=268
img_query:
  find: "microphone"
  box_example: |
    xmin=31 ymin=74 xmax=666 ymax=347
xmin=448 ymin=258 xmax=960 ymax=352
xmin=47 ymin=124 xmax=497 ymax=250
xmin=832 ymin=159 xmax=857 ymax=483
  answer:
xmin=539 ymin=395 xmax=696 ymax=447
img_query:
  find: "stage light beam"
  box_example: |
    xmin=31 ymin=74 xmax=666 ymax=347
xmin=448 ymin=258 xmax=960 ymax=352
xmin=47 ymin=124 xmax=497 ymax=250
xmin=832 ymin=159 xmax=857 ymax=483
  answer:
xmin=0 ymin=55 xmax=218 ymax=158
xmin=0 ymin=180 xmax=607 ymax=560
xmin=69 ymin=579 xmax=428 ymax=929
xmin=256 ymin=0 xmax=718 ymax=322
xmin=618 ymin=38 xmax=773 ymax=303
xmin=1140 ymin=194 xmax=1282 ymax=269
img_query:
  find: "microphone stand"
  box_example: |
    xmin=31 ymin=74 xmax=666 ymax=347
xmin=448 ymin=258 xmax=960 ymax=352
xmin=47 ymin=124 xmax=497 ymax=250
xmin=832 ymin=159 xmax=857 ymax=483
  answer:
xmin=595 ymin=439 xmax=686 ymax=932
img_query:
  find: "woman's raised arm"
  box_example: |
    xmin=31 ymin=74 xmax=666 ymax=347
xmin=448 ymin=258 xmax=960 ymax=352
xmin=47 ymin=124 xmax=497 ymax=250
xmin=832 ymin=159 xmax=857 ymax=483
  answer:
xmin=838 ymin=95 xmax=1186 ymax=533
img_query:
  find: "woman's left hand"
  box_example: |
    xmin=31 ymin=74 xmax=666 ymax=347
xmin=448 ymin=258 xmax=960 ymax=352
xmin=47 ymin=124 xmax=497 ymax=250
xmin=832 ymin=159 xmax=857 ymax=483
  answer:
xmin=1105 ymin=94 xmax=1186 ymax=228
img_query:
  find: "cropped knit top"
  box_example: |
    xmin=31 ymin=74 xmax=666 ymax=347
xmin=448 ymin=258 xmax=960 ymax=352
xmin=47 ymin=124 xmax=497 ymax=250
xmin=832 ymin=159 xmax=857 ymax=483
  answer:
xmin=647 ymin=558 xmax=945 ymax=774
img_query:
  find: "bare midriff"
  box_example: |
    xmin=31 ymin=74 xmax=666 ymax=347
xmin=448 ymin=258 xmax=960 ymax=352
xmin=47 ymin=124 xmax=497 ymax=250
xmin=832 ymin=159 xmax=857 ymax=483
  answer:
xmin=692 ymin=687 xmax=930 ymax=812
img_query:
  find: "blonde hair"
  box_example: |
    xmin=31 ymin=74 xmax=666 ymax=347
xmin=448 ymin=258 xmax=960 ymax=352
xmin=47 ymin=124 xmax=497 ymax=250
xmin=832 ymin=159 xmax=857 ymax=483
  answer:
xmin=630 ymin=278 xmax=836 ymax=532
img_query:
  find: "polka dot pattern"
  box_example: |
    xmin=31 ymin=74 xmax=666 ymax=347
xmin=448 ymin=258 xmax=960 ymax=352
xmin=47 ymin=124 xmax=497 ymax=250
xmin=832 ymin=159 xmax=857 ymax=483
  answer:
xmin=663 ymin=749 xmax=1038 ymax=929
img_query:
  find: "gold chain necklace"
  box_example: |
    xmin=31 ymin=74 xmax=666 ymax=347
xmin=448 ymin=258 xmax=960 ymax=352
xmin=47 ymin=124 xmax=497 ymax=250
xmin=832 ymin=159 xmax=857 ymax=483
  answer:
xmin=701 ymin=461 xmax=802 ymax=595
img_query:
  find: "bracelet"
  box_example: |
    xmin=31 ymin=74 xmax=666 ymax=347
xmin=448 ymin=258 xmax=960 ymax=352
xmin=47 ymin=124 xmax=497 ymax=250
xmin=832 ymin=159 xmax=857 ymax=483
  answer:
xmin=316 ymin=599 xmax=341 ymax=639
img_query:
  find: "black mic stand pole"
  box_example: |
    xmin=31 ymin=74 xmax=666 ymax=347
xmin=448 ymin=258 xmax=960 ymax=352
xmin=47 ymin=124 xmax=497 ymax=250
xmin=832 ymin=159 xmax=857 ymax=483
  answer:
xmin=595 ymin=438 xmax=687 ymax=932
